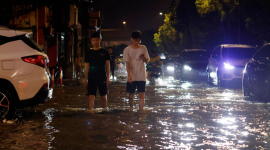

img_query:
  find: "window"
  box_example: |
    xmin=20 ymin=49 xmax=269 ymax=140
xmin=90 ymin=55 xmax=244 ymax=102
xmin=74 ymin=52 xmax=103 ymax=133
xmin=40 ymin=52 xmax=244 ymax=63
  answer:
xmin=0 ymin=35 xmax=42 ymax=52
xmin=212 ymin=47 xmax=220 ymax=60
xmin=222 ymin=47 xmax=257 ymax=59
xmin=182 ymin=51 xmax=209 ymax=61
xmin=253 ymin=45 xmax=270 ymax=60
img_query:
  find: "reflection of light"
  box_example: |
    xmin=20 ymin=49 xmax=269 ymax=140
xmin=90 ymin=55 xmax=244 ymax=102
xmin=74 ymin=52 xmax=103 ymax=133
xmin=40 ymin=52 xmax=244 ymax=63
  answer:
xmin=186 ymin=123 xmax=195 ymax=128
xmin=241 ymin=131 xmax=249 ymax=136
xmin=42 ymin=108 xmax=59 ymax=149
xmin=177 ymin=109 xmax=186 ymax=113
xmin=216 ymin=117 xmax=235 ymax=124
xmin=181 ymin=137 xmax=197 ymax=141
xmin=185 ymin=93 xmax=191 ymax=99
xmin=184 ymin=65 xmax=192 ymax=71
xmin=210 ymin=72 xmax=216 ymax=78
xmin=181 ymin=82 xmax=192 ymax=89
xmin=222 ymin=91 xmax=234 ymax=100
xmin=224 ymin=63 xmax=234 ymax=69
xmin=238 ymin=140 xmax=245 ymax=143
xmin=167 ymin=66 xmax=174 ymax=71
xmin=168 ymin=95 xmax=175 ymax=99
xmin=168 ymin=76 xmax=174 ymax=80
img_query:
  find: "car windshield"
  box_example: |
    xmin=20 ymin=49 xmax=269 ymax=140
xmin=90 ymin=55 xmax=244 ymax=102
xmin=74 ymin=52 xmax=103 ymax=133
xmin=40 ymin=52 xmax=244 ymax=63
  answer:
xmin=166 ymin=57 xmax=180 ymax=63
xmin=222 ymin=47 xmax=257 ymax=59
xmin=182 ymin=51 xmax=209 ymax=61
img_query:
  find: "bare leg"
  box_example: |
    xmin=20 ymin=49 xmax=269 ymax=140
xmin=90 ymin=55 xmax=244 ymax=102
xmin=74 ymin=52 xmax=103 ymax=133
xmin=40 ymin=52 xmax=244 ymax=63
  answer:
xmin=89 ymin=95 xmax=95 ymax=109
xmin=138 ymin=92 xmax=145 ymax=111
xmin=101 ymin=95 xmax=107 ymax=108
xmin=129 ymin=93 xmax=135 ymax=109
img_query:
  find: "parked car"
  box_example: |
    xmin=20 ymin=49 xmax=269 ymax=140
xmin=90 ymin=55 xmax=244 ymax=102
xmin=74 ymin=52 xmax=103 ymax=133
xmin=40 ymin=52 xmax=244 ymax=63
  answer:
xmin=162 ymin=54 xmax=180 ymax=76
xmin=243 ymin=43 xmax=270 ymax=100
xmin=0 ymin=26 xmax=53 ymax=119
xmin=207 ymin=44 xmax=257 ymax=86
xmin=174 ymin=49 xmax=210 ymax=81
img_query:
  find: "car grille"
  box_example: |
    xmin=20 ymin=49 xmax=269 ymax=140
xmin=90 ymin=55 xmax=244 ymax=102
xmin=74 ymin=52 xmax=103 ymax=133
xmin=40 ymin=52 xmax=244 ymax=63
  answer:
xmin=234 ymin=67 xmax=244 ymax=77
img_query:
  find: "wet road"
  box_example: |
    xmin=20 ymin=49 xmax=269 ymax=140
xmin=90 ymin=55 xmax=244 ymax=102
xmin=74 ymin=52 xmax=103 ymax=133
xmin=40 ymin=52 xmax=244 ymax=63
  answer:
xmin=1 ymin=75 xmax=270 ymax=149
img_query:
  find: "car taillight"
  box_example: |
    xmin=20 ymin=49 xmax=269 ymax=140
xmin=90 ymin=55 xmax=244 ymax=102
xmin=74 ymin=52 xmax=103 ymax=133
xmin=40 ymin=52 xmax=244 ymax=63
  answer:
xmin=22 ymin=55 xmax=46 ymax=68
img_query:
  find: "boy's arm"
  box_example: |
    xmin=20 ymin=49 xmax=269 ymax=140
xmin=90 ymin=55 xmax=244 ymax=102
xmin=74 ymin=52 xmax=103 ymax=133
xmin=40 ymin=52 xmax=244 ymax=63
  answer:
xmin=84 ymin=63 xmax=89 ymax=87
xmin=125 ymin=62 xmax=132 ymax=83
xmin=141 ymin=56 xmax=148 ymax=63
xmin=106 ymin=60 xmax=110 ymax=85
xmin=141 ymin=47 xmax=150 ymax=63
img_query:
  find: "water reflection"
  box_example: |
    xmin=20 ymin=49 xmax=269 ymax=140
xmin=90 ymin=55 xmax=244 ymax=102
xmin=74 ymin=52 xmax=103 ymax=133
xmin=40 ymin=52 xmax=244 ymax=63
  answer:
xmin=2 ymin=77 xmax=270 ymax=149
xmin=42 ymin=108 xmax=59 ymax=149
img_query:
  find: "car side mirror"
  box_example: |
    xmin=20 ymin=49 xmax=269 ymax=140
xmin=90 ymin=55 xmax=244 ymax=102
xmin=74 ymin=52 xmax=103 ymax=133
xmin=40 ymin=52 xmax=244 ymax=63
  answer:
xmin=258 ymin=57 xmax=270 ymax=63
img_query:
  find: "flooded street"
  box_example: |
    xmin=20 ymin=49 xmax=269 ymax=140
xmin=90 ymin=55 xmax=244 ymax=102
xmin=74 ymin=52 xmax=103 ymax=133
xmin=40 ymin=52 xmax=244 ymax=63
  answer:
xmin=1 ymin=75 xmax=270 ymax=149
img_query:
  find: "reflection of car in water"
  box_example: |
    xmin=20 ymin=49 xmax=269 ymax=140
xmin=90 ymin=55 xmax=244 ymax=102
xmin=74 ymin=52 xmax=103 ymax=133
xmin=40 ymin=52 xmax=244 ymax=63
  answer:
xmin=243 ymin=43 xmax=270 ymax=100
xmin=162 ymin=54 xmax=180 ymax=76
xmin=148 ymin=66 xmax=162 ymax=84
xmin=207 ymin=44 xmax=257 ymax=86
xmin=174 ymin=49 xmax=210 ymax=81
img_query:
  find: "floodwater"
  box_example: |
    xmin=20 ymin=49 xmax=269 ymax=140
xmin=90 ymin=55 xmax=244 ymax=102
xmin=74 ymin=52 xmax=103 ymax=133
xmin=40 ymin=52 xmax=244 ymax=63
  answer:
xmin=1 ymin=75 xmax=270 ymax=150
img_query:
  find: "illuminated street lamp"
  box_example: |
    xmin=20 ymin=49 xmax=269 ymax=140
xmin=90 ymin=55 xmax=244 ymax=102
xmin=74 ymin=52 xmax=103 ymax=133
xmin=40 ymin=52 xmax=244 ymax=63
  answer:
xmin=159 ymin=12 xmax=163 ymax=15
xmin=123 ymin=21 xmax=126 ymax=29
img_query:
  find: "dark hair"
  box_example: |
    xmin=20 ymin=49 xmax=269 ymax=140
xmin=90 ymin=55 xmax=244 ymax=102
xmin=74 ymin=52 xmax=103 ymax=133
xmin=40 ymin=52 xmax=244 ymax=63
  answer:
xmin=131 ymin=30 xmax=142 ymax=39
xmin=108 ymin=46 xmax=113 ymax=49
xmin=91 ymin=32 xmax=101 ymax=39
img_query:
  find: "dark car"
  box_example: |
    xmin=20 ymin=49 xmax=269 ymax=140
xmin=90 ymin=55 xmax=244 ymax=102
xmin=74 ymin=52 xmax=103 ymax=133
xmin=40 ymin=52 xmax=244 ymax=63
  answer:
xmin=174 ymin=49 xmax=210 ymax=81
xmin=162 ymin=54 xmax=180 ymax=76
xmin=243 ymin=43 xmax=270 ymax=100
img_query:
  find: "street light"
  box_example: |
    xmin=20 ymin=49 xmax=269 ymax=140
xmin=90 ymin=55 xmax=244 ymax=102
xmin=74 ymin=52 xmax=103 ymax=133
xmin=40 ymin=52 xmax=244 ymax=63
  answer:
xmin=123 ymin=21 xmax=126 ymax=29
xmin=159 ymin=12 xmax=163 ymax=15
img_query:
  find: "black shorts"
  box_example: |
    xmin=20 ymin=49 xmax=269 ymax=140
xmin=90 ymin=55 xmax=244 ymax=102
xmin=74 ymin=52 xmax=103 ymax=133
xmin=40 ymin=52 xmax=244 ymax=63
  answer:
xmin=88 ymin=79 xmax=107 ymax=96
xmin=126 ymin=81 xmax=146 ymax=93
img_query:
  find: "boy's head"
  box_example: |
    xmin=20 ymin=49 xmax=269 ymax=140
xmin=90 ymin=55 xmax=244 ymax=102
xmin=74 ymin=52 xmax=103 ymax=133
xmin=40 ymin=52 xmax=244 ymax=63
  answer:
xmin=131 ymin=30 xmax=142 ymax=45
xmin=91 ymin=32 xmax=101 ymax=47
xmin=108 ymin=47 xmax=113 ymax=53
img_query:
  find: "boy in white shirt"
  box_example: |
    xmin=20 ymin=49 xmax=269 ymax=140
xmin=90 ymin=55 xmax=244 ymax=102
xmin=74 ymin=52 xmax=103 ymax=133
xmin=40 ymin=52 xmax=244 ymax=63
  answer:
xmin=123 ymin=30 xmax=150 ymax=111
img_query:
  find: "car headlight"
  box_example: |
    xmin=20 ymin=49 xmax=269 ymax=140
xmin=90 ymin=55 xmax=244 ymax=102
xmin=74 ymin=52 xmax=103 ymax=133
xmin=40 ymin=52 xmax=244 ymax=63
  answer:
xmin=224 ymin=63 xmax=234 ymax=69
xmin=167 ymin=66 xmax=174 ymax=71
xmin=184 ymin=65 xmax=192 ymax=71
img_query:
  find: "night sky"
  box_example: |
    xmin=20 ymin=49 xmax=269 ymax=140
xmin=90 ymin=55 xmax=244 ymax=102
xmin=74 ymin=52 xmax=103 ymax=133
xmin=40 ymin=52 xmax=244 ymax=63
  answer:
xmin=101 ymin=0 xmax=172 ymax=31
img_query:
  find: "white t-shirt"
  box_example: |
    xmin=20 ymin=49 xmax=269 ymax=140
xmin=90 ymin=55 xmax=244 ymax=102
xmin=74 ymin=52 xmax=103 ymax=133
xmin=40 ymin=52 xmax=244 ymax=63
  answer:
xmin=123 ymin=45 xmax=150 ymax=81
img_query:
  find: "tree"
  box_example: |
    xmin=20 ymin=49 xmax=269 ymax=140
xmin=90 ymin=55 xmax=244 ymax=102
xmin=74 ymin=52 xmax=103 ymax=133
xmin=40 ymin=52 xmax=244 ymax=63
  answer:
xmin=154 ymin=0 xmax=178 ymax=53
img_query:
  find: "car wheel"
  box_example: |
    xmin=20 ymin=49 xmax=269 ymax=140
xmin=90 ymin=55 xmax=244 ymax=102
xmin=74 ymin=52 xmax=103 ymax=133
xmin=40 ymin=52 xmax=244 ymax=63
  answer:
xmin=207 ymin=71 xmax=213 ymax=85
xmin=0 ymin=88 xmax=16 ymax=119
xmin=217 ymin=73 xmax=224 ymax=87
xmin=243 ymin=76 xmax=250 ymax=97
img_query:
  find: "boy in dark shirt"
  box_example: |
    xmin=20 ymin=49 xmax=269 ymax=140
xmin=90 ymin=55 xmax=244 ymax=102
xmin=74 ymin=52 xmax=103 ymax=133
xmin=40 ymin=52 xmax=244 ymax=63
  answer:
xmin=84 ymin=32 xmax=111 ymax=109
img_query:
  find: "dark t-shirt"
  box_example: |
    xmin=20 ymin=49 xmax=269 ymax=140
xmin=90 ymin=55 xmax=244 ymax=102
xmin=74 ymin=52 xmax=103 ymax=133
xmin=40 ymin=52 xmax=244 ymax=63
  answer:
xmin=84 ymin=48 xmax=111 ymax=80
xmin=110 ymin=52 xmax=115 ymax=67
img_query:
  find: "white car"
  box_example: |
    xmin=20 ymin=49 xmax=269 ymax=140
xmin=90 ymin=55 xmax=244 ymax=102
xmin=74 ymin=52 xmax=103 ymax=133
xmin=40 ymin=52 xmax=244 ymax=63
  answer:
xmin=0 ymin=26 xmax=53 ymax=119
xmin=206 ymin=44 xmax=257 ymax=86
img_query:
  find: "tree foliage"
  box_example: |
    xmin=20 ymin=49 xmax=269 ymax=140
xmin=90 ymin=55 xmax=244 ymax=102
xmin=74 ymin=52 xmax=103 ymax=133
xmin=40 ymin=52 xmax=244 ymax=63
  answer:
xmin=154 ymin=0 xmax=270 ymax=54
xmin=154 ymin=0 xmax=178 ymax=53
